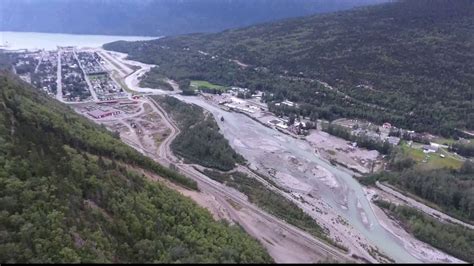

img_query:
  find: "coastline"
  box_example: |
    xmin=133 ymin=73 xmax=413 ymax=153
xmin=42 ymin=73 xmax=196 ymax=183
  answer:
xmin=0 ymin=31 xmax=160 ymax=51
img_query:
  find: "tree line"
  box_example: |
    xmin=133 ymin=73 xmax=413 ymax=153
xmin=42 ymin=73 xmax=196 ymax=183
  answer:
xmin=322 ymin=123 xmax=392 ymax=154
xmin=375 ymin=200 xmax=474 ymax=262
xmin=361 ymin=147 xmax=474 ymax=222
xmin=154 ymin=95 xmax=245 ymax=171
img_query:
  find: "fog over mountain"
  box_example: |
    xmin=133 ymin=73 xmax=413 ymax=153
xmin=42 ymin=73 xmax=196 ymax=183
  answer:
xmin=0 ymin=0 xmax=388 ymax=36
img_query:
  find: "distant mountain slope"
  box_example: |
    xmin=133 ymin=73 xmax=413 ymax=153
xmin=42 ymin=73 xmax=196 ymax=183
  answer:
xmin=105 ymin=0 xmax=474 ymax=137
xmin=0 ymin=72 xmax=272 ymax=263
xmin=0 ymin=0 xmax=387 ymax=36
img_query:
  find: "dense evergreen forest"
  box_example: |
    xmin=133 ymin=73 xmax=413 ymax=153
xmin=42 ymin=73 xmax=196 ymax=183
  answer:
xmin=375 ymin=200 xmax=474 ymax=262
xmin=105 ymin=0 xmax=474 ymax=137
xmin=450 ymin=142 xmax=474 ymax=158
xmin=154 ymin=96 xmax=245 ymax=171
xmin=0 ymin=72 xmax=272 ymax=263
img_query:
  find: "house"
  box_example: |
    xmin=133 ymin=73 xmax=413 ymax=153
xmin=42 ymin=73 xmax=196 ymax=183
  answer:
xmin=87 ymin=109 xmax=120 ymax=119
xmin=382 ymin=122 xmax=392 ymax=129
xmin=282 ymin=100 xmax=295 ymax=107
xmin=119 ymin=101 xmax=138 ymax=105
xmin=231 ymin=87 xmax=248 ymax=93
xmin=295 ymin=121 xmax=306 ymax=129
xmin=276 ymin=122 xmax=288 ymax=129
xmin=251 ymin=91 xmax=263 ymax=98
xmin=423 ymin=145 xmax=438 ymax=153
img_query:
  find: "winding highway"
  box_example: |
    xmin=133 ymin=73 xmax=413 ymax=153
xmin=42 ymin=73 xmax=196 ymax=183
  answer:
xmin=146 ymin=97 xmax=358 ymax=263
xmin=91 ymin=49 xmax=373 ymax=262
xmin=61 ymin=47 xmax=468 ymax=264
xmin=376 ymin=181 xmax=474 ymax=230
xmin=95 ymin=49 xmax=438 ymax=263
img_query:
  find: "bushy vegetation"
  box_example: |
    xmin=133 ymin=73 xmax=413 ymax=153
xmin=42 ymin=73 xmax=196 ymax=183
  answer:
xmin=322 ymin=123 xmax=392 ymax=154
xmin=202 ymin=169 xmax=348 ymax=252
xmin=391 ymin=165 xmax=474 ymax=222
xmin=361 ymin=146 xmax=474 ymax=222
xmin=138 ymin=71 xmax=173 ymax=91
xmin=0 ymin=53 xmax=15 ymax=70
xmin=105 ymin=0 xmax=474 ymax=137
xmin=450 ymin=142 xmax=474 ymax=158
xmin=375 ymin=200 xmax=474 ymax=262
xmin=190 ymin=80 xmax=226 ymax=91
xmin=2 ymin=72 xmax=197 ymax=190
xmin=0 ymin=72 xmax=272 ymax=263
xmin=154 ymin=95 xmax=245 ymax=171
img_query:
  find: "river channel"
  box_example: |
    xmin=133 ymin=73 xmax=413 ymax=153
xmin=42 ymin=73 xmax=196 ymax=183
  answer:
xmin=176 ymin=95 xmax=420 ymax=263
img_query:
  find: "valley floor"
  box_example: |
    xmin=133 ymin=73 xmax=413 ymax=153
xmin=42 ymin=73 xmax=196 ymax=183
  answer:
xmin=67 ymin=48 xmax=467 ymax=264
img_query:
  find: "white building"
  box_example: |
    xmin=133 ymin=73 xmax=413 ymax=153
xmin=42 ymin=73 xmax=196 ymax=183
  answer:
xmin=423 ymin=145 xmax=439 ymax=153
xmin=282 ymin=100 xmax=295 ymax=107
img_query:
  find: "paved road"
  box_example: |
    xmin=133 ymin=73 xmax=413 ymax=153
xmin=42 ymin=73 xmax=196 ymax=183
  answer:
xmin=73 ymin=49 xmax=98 ymax=101
xmin=56 ymin=50 xmax=63 ymax=101
xmin=146 ymin=96 xmax=357 ymax=263
xmin=96 ymin=50 xmax=131 ymax=77
xmin=34 ymin=51 xmax=45 ymax=73
xmin=376 ymin=181 xmax=474 ymax=230
xmin=92 ymin=52 xmax=364 ymax=263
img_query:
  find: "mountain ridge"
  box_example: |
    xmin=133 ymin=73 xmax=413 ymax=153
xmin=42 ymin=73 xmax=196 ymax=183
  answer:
xmin=0 ymin=0 xmax=388 ymax=36
xmin=105 ymin=0 xmax=474 ymax=136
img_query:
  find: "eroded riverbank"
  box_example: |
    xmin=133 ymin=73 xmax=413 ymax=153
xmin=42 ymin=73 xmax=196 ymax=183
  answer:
xmin=174 ymin=95 xmax=421 ymax=263
xmin=102 ymin=49 xmax=464 ymax=263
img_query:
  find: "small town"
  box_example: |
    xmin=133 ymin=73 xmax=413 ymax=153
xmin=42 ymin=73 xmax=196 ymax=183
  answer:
xmin=9 ymin=46 xmax=472 ymax=178
xmin=194 ymin=82 xmax=470 ymax=176
xmin=1 ymin=1 xmax=473 ymax=265
xmin=12 ymin=47 xmax=127 ymax=103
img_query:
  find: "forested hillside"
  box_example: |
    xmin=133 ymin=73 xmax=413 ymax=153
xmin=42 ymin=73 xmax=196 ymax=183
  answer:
xmin=105 ymin=0 xmax=474 ymax=137
xmin=0 ymin=0 xmax=386 ymax=36
xmin=0 ymin=72 xmax=272 ymax=263
xmin=154 ymin=96 xmax=245 ymax=171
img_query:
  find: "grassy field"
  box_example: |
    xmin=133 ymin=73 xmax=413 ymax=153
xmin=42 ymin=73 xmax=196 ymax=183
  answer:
xmin=400 ymin=142 xmax=463 ymax=170
xmin=190 ymin=80 xmax=227 ymax=90
xmin=432 ymin=137 xmax=458 ymax=146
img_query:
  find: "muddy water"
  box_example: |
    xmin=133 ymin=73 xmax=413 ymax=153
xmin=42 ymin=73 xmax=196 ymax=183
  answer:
xmin=176 ymin=95 xmax=420 ymax=263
